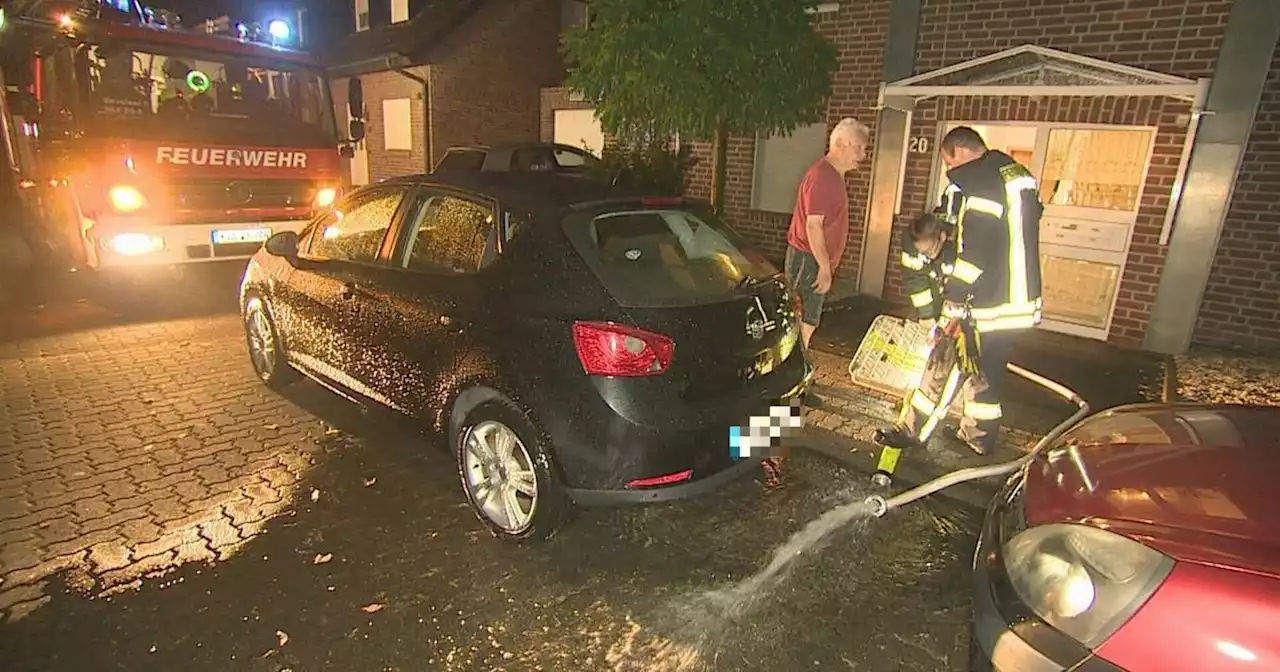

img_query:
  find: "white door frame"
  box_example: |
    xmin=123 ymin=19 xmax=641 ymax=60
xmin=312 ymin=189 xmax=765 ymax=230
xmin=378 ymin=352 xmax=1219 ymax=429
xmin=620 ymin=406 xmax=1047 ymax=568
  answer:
xmin=926 ymin=120 xmax=1159 ymax=341
xmin=347 ymin=106 xmax=369 ymax=187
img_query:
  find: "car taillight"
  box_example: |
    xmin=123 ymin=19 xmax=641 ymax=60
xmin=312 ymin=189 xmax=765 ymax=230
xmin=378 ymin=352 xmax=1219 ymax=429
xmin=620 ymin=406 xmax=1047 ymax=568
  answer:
xmin=572 ymin=321 xmax=675 ymax=377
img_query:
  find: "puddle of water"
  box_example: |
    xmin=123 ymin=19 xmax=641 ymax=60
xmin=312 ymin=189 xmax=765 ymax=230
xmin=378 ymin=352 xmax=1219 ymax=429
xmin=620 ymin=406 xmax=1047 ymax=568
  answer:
xmin=608 ymin=496 xmax=879 ymax=670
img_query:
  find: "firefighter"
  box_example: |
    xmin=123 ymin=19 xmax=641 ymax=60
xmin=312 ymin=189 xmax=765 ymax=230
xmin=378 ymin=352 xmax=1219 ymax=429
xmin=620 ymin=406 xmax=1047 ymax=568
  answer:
xmin=871 ymin=127 xmax=1043 ymax=488
xmin=900 ymin=210 xmax=955 ymax=325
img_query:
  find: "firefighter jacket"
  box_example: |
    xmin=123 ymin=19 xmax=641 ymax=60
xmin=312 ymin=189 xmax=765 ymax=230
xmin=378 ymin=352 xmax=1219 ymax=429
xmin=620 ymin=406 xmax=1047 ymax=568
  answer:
xmin=936 ymin=150 xmax=1044 ymax=333
xmin=899 ymin=226 xmax=957 ymax=321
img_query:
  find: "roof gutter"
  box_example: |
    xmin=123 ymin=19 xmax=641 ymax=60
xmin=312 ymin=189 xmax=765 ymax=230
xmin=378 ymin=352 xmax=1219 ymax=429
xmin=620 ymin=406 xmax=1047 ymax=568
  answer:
xmin=393 ymin=63 xmax=431 ymax=174
xmin=328 ymin=52 xmax=416 ymax=79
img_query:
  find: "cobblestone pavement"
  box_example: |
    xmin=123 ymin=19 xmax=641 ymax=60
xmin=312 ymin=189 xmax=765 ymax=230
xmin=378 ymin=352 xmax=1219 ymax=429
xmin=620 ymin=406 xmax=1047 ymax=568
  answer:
xmin=0 ymin=269 xmax=990 ymax=671
xmin=0 ymin=315 xmax=331 ymax=620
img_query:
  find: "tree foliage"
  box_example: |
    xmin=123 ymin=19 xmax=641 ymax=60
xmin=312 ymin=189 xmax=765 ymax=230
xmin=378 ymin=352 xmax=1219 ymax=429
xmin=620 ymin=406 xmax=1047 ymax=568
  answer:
xmin=562 ymin=0 xmax=838 ymax=142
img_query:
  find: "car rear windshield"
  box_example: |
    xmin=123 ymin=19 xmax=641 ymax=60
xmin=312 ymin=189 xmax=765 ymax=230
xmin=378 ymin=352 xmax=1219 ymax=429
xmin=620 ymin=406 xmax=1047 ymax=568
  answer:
xmin=562 ymin=204 xmax=780 ymax=308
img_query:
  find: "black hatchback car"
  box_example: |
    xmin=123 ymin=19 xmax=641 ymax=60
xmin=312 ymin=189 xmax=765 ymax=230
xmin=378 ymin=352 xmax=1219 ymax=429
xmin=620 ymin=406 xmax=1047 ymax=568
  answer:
xmin=239 ymin=172 xmax=813 ymax=541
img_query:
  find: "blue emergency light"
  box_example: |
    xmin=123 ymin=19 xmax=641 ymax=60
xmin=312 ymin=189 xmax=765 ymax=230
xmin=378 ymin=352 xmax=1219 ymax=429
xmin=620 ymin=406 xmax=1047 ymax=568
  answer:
xmin=267 ymin=19 xmax=290 ymax=40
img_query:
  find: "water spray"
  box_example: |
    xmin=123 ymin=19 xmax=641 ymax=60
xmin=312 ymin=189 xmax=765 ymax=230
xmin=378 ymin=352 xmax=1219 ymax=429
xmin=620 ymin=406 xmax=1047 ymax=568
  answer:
xmin=864 ymin=362 xmax=1089 ymax=518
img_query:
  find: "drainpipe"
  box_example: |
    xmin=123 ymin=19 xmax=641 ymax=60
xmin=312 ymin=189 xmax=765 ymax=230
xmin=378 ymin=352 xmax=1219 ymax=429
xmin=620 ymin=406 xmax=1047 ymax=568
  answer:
xmin=391 ymin=58 xmax=431 ymax=174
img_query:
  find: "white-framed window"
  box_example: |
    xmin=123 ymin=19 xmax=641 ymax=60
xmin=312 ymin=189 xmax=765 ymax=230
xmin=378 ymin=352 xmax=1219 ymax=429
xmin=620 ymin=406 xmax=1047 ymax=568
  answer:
xmin=354 ymin=0 xmax=370 ymax=31
xmin=750 ymin=122 xmax=828 ymax=214
xmin=391 ymin=0 xmax=410 ymax=24
xmin=383 ymin=98 xmax=413 ymax=151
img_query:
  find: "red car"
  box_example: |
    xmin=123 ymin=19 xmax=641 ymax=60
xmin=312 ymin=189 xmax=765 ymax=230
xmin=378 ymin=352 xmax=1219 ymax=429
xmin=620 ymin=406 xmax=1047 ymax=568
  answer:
xmin=971 ymin=403 xmax=1280 ymax=671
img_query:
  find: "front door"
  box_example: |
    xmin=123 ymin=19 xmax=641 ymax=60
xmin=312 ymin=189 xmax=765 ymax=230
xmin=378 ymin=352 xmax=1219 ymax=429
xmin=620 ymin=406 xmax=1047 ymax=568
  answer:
xmin=1035 ymin=127 xmax=1154 ymax=339
xmin=281 ymin=186 xmax=407 ymax=404
xmin=932 ymin=122 xmax=1155 ymax=341
xmin=362 ymin=187 xmax=502 ymax=417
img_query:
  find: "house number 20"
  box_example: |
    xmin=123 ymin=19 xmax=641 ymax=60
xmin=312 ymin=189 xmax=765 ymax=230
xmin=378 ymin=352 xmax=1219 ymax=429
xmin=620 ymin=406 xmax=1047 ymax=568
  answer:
xmin=908 ymin=137 xmax=931 ymax=154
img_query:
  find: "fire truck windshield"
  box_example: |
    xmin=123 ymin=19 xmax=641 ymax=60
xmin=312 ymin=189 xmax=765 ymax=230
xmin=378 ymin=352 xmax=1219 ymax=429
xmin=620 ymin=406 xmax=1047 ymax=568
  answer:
xmin=51 ymin=39 xmax=336 ymax=148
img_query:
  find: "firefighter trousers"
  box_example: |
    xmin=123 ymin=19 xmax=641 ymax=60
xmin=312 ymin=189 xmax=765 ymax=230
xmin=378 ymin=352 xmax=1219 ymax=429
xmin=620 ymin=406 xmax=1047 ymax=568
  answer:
xmin=875 ymin=327 xmax=1017 ymax=478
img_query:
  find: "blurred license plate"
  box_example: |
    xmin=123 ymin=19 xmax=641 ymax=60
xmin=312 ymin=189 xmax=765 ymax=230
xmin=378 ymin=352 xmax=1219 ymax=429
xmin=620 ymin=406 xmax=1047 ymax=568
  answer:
xmin=212 ymin=228 xmax=271 ymax=245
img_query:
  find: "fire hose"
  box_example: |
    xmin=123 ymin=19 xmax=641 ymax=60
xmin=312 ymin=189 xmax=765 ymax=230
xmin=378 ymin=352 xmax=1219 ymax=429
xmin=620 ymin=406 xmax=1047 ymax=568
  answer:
xmin=863 ymin=362 xmax=1089 ymax=518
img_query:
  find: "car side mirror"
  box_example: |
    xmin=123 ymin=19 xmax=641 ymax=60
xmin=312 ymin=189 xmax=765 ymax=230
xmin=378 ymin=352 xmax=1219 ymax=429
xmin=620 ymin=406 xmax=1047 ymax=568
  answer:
xmin=265 ymin=230 xmax=299 ymax=259
xmin=349 ymin=119 xmax=365 ymax=143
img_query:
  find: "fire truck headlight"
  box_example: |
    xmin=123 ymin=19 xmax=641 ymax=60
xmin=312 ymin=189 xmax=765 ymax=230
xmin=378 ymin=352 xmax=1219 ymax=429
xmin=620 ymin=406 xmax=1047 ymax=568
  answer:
xmin=314 ymin=187 xmax=337 ymax=208
xmin=109 ymin=185 xmax=147 ymax=212
xmin=106 ymin=233 xmax=165 ymax=256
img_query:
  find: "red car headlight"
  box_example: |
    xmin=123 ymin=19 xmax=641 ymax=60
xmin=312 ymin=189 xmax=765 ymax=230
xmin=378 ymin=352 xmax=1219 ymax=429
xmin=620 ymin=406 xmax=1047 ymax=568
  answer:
xmin=1003 ymin=523 xmax=1174 ymax=648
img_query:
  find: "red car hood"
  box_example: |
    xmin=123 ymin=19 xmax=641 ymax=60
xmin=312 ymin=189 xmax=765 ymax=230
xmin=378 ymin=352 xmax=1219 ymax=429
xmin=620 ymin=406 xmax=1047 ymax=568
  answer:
xmin=1023 ymin=403 xmax=1280 ymax=578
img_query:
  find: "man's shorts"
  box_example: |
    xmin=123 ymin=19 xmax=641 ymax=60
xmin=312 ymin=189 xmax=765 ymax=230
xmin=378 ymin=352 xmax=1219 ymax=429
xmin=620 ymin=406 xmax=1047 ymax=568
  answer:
xmin=785 ymin=245 xmax=824 ymax=327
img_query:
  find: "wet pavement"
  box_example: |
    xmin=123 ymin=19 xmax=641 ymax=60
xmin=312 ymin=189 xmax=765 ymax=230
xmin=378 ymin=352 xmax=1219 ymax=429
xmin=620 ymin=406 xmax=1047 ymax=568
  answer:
xmin=1 ymin=263 xmax=988 ymax=671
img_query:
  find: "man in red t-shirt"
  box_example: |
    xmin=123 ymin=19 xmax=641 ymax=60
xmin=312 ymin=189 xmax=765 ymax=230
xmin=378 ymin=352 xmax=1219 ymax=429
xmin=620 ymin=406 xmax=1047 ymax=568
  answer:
xmin=764 ymin=118 xmax=869 ymax=491
xmin=785 ymin=118 xmax=869 ymax=348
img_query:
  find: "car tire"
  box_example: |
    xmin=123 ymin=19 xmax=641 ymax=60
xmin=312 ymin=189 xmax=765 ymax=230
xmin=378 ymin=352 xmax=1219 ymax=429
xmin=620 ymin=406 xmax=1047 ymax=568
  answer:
xmin=242 ymin=294 xmax=297 ymax=388
xmin=455 ymin=399 xmax=571 ymax=543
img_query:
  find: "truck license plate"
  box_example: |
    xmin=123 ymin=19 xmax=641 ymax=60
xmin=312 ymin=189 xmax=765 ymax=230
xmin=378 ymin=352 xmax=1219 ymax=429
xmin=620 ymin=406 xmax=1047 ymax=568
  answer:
xmin=212 ymin=228 xmax=272 ymax=245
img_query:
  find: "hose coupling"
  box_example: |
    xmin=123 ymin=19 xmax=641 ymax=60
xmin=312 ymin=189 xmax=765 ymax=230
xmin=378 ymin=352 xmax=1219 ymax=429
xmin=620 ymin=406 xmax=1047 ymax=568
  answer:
xmin=865 ymin=495 xmax=889 ymax=518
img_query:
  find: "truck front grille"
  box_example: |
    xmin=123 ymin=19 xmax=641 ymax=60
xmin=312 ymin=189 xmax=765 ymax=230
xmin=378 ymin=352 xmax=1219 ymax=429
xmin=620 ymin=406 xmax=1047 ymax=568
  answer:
xmin=171 ymin=179 xmax=314 ymax=211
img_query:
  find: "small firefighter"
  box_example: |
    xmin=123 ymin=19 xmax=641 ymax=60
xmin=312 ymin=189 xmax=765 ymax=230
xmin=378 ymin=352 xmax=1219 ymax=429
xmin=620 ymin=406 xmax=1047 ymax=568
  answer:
xmin=871 ymin=126 xmax=1044 ymax=488
xmin=870 ymin=211 xmax=965 ymax=488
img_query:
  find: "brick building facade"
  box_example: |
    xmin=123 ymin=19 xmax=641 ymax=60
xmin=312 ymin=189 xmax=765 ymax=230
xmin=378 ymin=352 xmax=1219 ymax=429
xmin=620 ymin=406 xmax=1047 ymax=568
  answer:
xmin=328 ymin=0 xmax=562 ymax=185
xmin=542 ymin=0 xmax=1280 ymax=353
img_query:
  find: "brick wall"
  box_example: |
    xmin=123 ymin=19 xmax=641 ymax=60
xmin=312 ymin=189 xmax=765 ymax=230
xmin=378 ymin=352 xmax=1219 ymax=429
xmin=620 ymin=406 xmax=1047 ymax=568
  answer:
xmin=914 ymin=0 xmax=1229 ymax=78
xmin=429 ymin=0 xmax=562 ymax=167
xmin=1194 ymin=46 xmax=1280 ymax=351
xmin=332 ymin=69 xmax=431 ymax=184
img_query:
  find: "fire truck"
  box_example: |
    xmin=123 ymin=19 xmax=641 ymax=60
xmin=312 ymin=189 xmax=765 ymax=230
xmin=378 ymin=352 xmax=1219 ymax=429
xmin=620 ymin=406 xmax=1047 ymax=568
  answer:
xmin=0 ymin=0 xmax=348 ymax=277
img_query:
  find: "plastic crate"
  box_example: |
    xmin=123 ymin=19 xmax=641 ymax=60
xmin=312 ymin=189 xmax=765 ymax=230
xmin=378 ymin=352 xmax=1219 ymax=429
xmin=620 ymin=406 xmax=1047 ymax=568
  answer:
xmin=847 ymin=315 xmax=935 ymax=399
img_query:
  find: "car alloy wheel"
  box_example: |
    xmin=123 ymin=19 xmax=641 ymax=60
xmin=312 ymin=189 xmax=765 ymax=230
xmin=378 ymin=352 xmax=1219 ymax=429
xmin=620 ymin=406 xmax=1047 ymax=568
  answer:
xmin=247 ymin=306 xmax=276 ymax=378
xmin=243 ymin=295 xmax=296 ymax=388
xmin=461 ymin=420 xmax=539 ymax=533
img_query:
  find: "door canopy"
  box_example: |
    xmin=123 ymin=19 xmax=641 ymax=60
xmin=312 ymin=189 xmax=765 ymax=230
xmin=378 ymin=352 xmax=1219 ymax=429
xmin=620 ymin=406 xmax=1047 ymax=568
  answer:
xmin=880 ymin=44 xmax=1207 ymax=107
